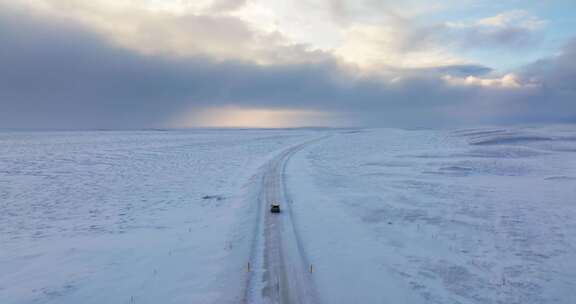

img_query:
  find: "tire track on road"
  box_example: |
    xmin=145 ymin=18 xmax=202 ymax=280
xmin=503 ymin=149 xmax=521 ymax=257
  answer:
xmin=243 ymin=137 xmax=326 ymax=304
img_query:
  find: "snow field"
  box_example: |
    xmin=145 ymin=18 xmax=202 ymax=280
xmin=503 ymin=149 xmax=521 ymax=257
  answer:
xmin=287 ymin=127 xmax=576 ymax=304
xmin=0 ymin=129 xmax=319 ymax=304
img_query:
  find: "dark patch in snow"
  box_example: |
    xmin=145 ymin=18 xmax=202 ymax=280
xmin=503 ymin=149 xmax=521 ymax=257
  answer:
xmin=37 ymin=283 xmax=77 ymax=300
xmin=544 ymin=176 xmax=576 ymax=181
xmin=422 ymin=168 xmax=471 ymax=177
xmin=202 ymin=195 xmax=225 ymax=201
xmin=453 ymin=129 xmax=508 ymax=138
xmin=361 ymin=161 xmax=412 ymax=168
xmin=471 ymin=135 xmax=553 ymax=145
xmin=462 ymin=146 xmax=549 ymax=158
xmin=340 ymin=130 xmax=365 ymax=134
xmin=439 ymin=166 xmax=474 ymax=172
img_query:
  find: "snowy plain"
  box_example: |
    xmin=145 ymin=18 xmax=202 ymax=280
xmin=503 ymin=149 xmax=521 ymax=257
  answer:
xmin=1 ymin=127 xmax=576 ymax=304
xmin=0 ymin=129 xmax=321 ymax=304
xmin=289 ymin=126 xmax=576 ymax=304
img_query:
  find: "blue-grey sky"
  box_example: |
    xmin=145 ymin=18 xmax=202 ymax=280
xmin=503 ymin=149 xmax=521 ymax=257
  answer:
xmin=0 ymin=0 xmax=575 ymax=128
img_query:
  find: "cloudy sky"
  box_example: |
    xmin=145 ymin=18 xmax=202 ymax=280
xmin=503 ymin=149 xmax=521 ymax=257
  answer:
xmin=1 ymin=0 xmax=575 ymax=128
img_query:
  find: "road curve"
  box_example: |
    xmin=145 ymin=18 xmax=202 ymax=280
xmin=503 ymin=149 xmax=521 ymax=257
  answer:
xmin=243 ymin=137 xmax=324 ymax=304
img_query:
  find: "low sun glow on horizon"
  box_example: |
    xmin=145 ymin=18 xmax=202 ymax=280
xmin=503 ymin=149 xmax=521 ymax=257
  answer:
xmin=169 ymin=107 xmax=338 ymax=129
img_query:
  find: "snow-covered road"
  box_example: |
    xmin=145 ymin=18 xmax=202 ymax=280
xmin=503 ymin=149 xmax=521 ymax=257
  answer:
xmin=244 ymin=138 xmax=324 ymax=304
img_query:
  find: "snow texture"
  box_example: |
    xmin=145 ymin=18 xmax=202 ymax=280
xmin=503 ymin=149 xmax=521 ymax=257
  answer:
xmin=288 ymin=126 xmax=576 ymax=304
xmin=0 ymin=129 xmax=319 ymax=304
xmin=1 ymin=126 xmax=576 ymax=304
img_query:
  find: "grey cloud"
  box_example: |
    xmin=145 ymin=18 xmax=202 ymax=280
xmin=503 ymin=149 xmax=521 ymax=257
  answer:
xmin=452 ymin=24 xmax=541 ymax=49
xmin=509 ymin=38 xmax=576 ymax=123
xmin=328 ymin=0 xmax=351 ymax=26
xmin=388 ymin=12 xmax=545 ymax=54
xmin=14 ymin=0 xmax=325 ymax=65
xmin=208 ymin=0 xmax=248 ymax=13
xmin=522 ymin=39 xmax=576 ymax=92
xmin=323 ymin=2 xmax=543 ymax=52
xmin=0 ymin=6 xmax=574 ymax=129
xmin=411 ymin=65 xmax=493 ymax=77
xmin=397 ymin=22 xmax=542 ymax=53
xmin=450 ymin=40 xmax=576 ymax=125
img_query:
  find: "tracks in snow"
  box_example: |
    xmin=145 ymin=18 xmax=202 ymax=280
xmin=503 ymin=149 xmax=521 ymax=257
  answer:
xmin=243 ymin=137 xmax=325 ymax=304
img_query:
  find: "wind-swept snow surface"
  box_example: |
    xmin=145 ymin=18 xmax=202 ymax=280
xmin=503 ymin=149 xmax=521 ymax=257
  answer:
xmin=288 ymin=127 xmax=576 ymax=304
xmin=0 ymin=129 xmax=321 ymax=304
xmin=2 ymin=127 xmax=576 ymax=304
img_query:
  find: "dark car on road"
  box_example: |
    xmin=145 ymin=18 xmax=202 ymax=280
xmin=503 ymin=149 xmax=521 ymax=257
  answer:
xmin=270 ymin=203 xmax=281 ymax=213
